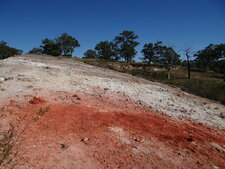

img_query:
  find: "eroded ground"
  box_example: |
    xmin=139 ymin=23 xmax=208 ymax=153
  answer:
xmin=0 ymin=55 xmax=225 ymax=169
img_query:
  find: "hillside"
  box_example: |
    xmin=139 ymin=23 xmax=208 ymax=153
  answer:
xmin=0 ymin=55 xmax=224 ymax=169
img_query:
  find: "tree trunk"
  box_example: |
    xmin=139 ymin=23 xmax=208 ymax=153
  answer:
xmin=187 ymin=60 xmax=191 ymax=79
xmin=125 ymin=56 xmax=129 ymax=63
xmin=185 ymin=49 xmax=192 ymax=79
xmin=167 ymin=68 xmax=171 ymax=80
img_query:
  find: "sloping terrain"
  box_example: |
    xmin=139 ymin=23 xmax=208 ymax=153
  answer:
xmin=0 ymin=55 xmax=225 ymax=169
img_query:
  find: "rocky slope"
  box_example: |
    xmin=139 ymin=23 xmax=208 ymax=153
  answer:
xmin=0 ymin=55 xmax=224 ymax=169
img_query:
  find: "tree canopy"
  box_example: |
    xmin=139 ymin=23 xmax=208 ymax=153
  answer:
xmin=83 ymin=49 xmax=98 ymax=59
xmin=0 ymin=41 xmax=23 ymax=59
xmin=41 ymin=38 xmax=61 ymax=56
xmin=28 ymin=47 xmax=43 ymax=55
xmin=158 ymin=46 xmax=180 ymax=68
xmin=30 ymin=33 xmax=80 ymax=57
xmin=141 ymin=41 xmax=162 ymax=64
xmin=157 ymin=44 xmax=180 ymax=79
xmin=194 ymin=43 xmax=225 ymax=70
xmin=114 ymin=30 xmax=139 ymax=62
xmin=56 ymin=33 xmax=80 ymax=56
xmin=95 ymin=41 xmax=117 ymax=60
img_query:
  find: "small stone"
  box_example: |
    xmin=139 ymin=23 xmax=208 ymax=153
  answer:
xmin=81 ymin=138 xmax=89 ymax=143
xmin=60 ymin=143 xmax=69 ymax=149
xmin=133 ymin=137 xmax=140 ymax=142
xmin=187 ymin=137 xmax=193 ymax=142
xmin=0 ymin=77 xmax=5 ymax=82
xmin=210 ymin=142 xmax=225 ymax=153
xmin=219 ymin=112 xmax=225 ymax=119
xmin=212 ymin=165 xmax=220 ymax=169
xmin=72 ymin=94 xmax=81 ymax=100
xmin=5 ymin=77 xmax=13 ymax=81
xmin=132 ymin=147 xmax=140 ymax=153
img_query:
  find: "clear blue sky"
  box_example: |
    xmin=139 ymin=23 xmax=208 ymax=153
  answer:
xmin=0 ymin=0 xmax=225 ymax=60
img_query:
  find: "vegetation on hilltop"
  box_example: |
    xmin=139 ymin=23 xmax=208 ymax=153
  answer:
xmin=0 ymin=30 xmax=225 ymax=104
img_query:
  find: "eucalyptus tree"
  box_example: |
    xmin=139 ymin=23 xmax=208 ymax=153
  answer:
xmin=141 ymin=41 xmax=162 ymax=64
xmin=114 ymin=30 xmax=139 ymax=62
xmin=158 ymin=45 xmax=180 ymax=80
xmin=95 ymin=41 xmax=117 ymax=60
xmin=83 ymin=49 xmax=97 ymax=59
xmin=56 ymin=33 xmax=80 ymax=56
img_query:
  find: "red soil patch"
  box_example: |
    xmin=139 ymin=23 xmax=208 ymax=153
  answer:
xmin=2 ymin=91 xmax=225 ymax=169
xmin=29 ymin=96 xmax=46 ymax=104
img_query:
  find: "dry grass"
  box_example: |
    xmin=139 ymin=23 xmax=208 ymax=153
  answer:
xmin=33 ymin=105 xmax=50 ymax=122
xmin=0 ymin=125 xmax=17 ymax=169
xmin=37 ymin=105 xmax=50 ymax=116
xmin=81 ymin=58 xmax=225 ymax=105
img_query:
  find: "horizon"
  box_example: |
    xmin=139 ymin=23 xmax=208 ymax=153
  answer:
xmin=0 ymin=0 xmax=225 ymax=60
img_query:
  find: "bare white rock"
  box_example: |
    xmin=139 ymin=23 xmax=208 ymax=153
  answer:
xmin=0 ymin=77 xmax=5 ymax=82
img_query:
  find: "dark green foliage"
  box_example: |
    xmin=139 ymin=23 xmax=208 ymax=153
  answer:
xmin=114 ymin=30 xmax=139 ymax=62
xmin=0 ymin=41 xmax=23 ymax=59
xmin=141 ymin=41 xmax=162 ymax=64
xmin=158 ymin=46 xmax=180 ymax=69
xmin=83 ymin=49 xmax=97 ymax=59
xmin=95 ymin=41 xmax=117 ymax=60
xmin=40 ymin=38 xmax=61 ymax=56
xmin=56 ymin=33 xmax=80 ymax=56
xmin=28 ymin=47 xmax=43 ymax=55
xmin=40 ymin=33 xmax=80 ymax=57
xmin=194 ymin=43 xmax=225 ymax=71
xmin=157 ymin=44 xmax=180 ymax=79
xmin=214 ymin=59 xmax=225 ymax=74
xmin=141 ymin=41 xmax=180 ymax=79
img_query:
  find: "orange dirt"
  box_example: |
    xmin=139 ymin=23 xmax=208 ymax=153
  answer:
xmin=29 ymin=96 xmax=46 ymax=104
xmin=2 ymin=90 xmax=225 ymax=169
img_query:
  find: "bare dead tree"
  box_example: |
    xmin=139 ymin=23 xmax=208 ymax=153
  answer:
xmin=184 ymin=48 xmax=193 ymax=79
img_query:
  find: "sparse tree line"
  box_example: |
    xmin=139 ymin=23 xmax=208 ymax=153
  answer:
xmin=82 ymin=30 xmax=225 ymax=79
xmin=0 ymin=31 xmax=224 ymax=78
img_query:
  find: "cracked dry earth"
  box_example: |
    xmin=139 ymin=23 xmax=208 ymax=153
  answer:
xmin=0 ymin=55 xmax=225 ymax=169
